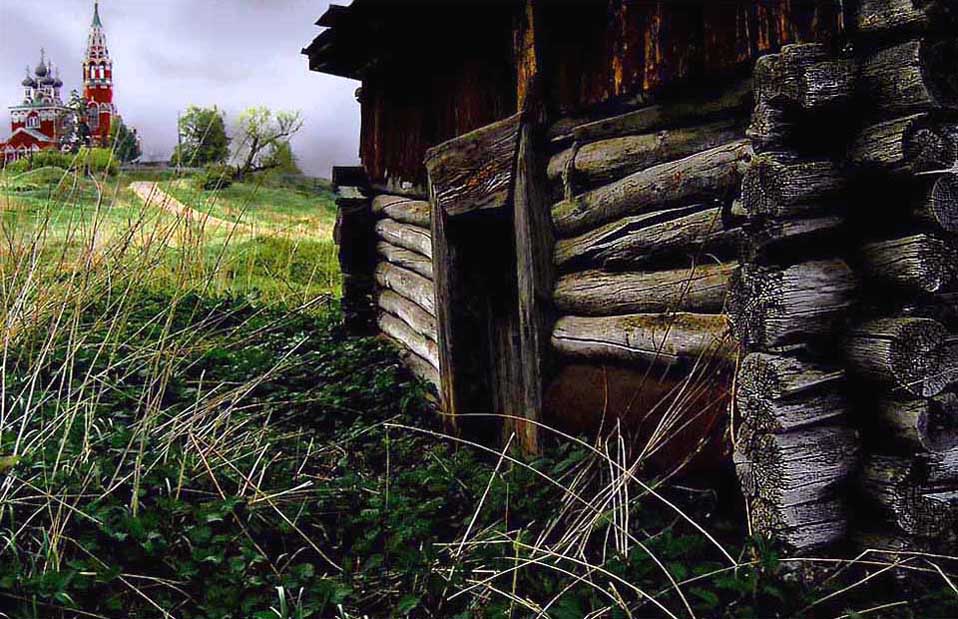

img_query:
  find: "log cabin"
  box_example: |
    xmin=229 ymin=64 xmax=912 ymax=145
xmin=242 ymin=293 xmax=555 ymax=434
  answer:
xmin=305 ymin=0 xmax=958 ymax=553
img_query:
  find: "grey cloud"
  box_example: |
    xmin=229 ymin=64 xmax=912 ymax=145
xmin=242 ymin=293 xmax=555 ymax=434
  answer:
xmin=0 ymin=0 xmax=361 ymax=177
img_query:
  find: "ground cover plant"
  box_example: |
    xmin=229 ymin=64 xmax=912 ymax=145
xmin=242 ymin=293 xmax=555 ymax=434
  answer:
xmin=1 ymin=156 xmax=958 ymax=618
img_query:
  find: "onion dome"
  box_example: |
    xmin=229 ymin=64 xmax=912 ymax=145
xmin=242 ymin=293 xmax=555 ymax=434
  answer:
xmin=22 ymin=67 xmax=36 ymax=88
xmin=34 ymin=60 xmax=48 ymax=78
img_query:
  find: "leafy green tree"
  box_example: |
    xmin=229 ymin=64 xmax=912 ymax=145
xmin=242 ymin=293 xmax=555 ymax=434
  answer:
xmin=234 ymin=107 xmax=304 ymax=179
xmin=108 ymin=118 xmax=141 ymax=163
xmin=171 ymin=105 xmax=230 ymax=167
xmin=260 ymin=140 xmax=301 ymax=175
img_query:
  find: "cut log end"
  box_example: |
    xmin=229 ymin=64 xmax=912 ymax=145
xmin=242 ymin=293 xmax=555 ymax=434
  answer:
xmin=878 ymin=393 xmax=958 ymax=453
xmin=846 ymin=318 xmax=949 ymax=397
xmin=926 ymin=173 xmax=958 ymax=233
xmin=729 ymin=259 xmax=857 ymax=349
xmin=750 ymin=496 xmax=848 ymax=551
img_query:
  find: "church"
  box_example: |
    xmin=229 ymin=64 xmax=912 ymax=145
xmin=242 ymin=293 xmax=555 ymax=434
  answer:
xmin=1 ymin=2 xmax=117 ymax=164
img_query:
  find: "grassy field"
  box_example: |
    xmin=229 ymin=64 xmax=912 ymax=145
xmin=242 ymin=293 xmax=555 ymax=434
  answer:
xmin=0 ymin=165 xmax=341 ymax=305
xmin=1 ymin=164 xmax=957 ymax=618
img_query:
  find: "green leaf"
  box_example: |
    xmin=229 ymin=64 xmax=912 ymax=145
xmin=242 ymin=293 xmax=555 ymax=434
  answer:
xmin=691 ymin=587 xmax=720 ymax=609
xmin=396 ymin=594 xmax=420 ymax=615
xmin=0 ymin=455 xmax=20 ymax=474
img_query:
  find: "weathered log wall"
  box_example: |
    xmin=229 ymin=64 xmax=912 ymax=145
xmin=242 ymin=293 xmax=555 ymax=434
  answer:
xmin=371 ymin=193 xmax=440 ymax=390
xmin=321 ymin=0 xmax=958 ymax=557
xmin=544 ymin=81 xmax=747 ymax=457
xmin=842 ymin=8 xmax=958 ymax=553
xmin=729 ymin=42 xmax=861 ymax=553
xmin=730 ymin=9 xmax=958 ymax=555
xmin=333 ymin=183 xmax=441 ymax=391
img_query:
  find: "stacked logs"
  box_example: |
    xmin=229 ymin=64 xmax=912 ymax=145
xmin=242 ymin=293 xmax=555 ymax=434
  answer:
xmin=730 ymin=43 xmax=861 ymax=552
xmin=844 ymin=5 xmax=958 ymax=550
xmin=370 ymin=194 xmax=440 ymax=390
xmin=546 ymin=84 xmax=753 ymax=370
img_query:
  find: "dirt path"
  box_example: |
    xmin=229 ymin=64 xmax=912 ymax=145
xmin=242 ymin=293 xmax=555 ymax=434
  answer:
xmin=129 ymin=182 xmax=248 ymax=233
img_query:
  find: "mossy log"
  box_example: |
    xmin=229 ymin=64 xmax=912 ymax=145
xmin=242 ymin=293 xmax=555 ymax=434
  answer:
xmin=728 ymin=259 xmax=857 ymax=349
xmin=374 ymin=262 xmax=436 ymax=317
xmin=553 ymin=262 xmax=735 ymax=316
xmin=741 ymin=154 xmax=846 ymax=218
xmin=551 ymin=80 xmax=752 ymax=144
xmin=844 ymin=318 xmax=949 ymax=397
xmin=860 ymin=38 xmax=958 ymax=116
xmin=736 ymin=353 xmax=847 ymax=439
xmin=849 ymin=113 xmax=958 ymax=175
xmin=548 ymin=119 xmax=744 ymax=187
xmin=852 ymin=0 xmax=957 ymax=37
xmin=378 ymin=312 xmax=440 ymax=371
xmin=914 ymin=173 xmax=958 ymax=233
xmin=551 ymin=140 xmax=751 ymax=237
xmin=376 ymin=241 xmax=434 ymax=280
xmin=876 ymin=392 xmax=958 ymax=452
xmin=371 ymin=194 xmax=431 ymax=228
xmin=375 ymin=218 xmax=433 ymax=259
xmin=376 ymin=290 xmax=437 ymax=343
xmin=554 ymin=205 xmax=741 ymax=271
xmin=862 ymin=454 xmax=958 ymax=537
xmin=859 ymin=233 xmax=957 ymax=293
xmin=551 ymin=313 xmax=734 ymax=367
xmin=749 ymin=495 xmax=848 ymax=551
xmin=737 ymin=426 xmax=859 ymax=506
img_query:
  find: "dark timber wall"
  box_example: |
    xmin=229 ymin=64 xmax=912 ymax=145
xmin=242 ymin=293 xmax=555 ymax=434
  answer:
xmin=311 ymin=0 xmax=958 ymax=556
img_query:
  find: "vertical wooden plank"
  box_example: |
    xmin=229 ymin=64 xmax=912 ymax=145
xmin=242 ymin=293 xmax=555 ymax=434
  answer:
xmin=427 ymin=186 xmax=460 ymax=436
xmin=512 ymin=120 xmax=554 ymax=454
xmin=510 ymin=0 xmax=555 ymax=454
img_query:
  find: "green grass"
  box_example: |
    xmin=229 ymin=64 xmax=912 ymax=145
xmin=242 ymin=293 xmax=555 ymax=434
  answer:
xmin=0 ymin=165 xmax=341 ymax=304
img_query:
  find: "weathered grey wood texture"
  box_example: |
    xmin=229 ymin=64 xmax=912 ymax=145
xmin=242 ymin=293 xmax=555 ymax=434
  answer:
xmin=372 ymin=194 xmax=431 ymax=227
xmin=552 ymin=140 xmax=751 ymax=237
xmin=552 ymin=313 xmax=734 ymax=366
xmin=424 ymin=113 xmax=522 ymax=217
xmin=729 ymin=259 xmax=857 ymax=349
xmin=554 ymin=262 xmax=734 ymax=316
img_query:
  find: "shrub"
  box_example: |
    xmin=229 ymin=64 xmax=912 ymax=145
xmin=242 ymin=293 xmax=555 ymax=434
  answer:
xmin=76 ymin=147 xmax=119 ymax=176
xmin=28 ymin=148 xmax=75 ymax=170
xmin=197 ymin=163 xmax=235 ymax=191
xmin=2 ymin=158 xmax=30 ymax=175
xmin=1 ymin=148 xmax=118 ymax=178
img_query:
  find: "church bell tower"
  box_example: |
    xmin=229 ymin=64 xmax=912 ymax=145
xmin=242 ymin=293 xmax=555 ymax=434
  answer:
xmin=82 ymin=2 xmax=115 ymax=146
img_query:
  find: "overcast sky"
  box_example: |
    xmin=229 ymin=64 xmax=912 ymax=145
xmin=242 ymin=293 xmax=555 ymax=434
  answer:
xmin=0 ymin=0 xmax=361 ymax=177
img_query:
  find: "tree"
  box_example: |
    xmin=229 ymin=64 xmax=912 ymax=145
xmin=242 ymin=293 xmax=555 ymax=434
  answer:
xmin=233 ymin=107 xmax=304 ymax=179
xmin=260 ymin=140 xmax=301 ymax=175
xmin=171 ymin=105 xmax=229 ymax=167
xmin=59 ymin=89 xmax=90 ymax=153
xmin=109 ymin=118 xmax=142 ymax=163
